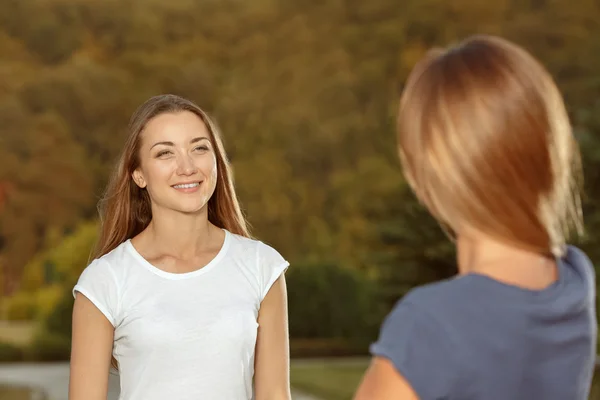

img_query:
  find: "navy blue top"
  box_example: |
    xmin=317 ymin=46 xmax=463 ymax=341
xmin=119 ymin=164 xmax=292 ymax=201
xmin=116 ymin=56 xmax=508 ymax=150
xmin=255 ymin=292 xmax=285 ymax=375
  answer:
xmin=370 ymin=246 xmax=597 ymax=400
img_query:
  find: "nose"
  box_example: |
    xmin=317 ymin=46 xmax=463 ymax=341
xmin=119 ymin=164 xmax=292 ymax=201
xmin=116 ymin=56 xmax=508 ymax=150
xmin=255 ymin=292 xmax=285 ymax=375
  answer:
xmin=176 ymin=153 xmax=198 ymax=176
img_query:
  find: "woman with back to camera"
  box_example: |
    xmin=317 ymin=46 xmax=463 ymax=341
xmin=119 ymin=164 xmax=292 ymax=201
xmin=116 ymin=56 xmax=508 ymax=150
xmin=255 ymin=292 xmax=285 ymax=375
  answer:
xmin=69 ymin=94 xmax=292 ymax=400
xmin=354 ymin=35 xmax=597 ymax=400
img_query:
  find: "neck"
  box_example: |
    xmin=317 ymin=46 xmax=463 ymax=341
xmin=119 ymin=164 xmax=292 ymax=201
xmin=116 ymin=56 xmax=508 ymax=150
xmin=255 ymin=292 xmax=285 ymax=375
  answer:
xmin=144 ymin=205 xmax=215 ymax=258
xmin=456 ymin=232 xmax=557 ymax=289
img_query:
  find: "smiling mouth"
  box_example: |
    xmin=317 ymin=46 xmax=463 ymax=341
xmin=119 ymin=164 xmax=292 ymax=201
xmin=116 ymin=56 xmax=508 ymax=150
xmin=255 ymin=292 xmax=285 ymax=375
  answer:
xmin=172 ymin=182 xmax=200 ymax=189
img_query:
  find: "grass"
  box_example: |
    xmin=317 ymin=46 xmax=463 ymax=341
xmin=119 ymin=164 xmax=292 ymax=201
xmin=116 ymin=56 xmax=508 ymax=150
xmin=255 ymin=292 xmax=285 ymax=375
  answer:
xmin=0 ymin=385 xmax=33 ymax=400
xmin=0 ymin=322 xmax=35 ymax=346
xmin=290 ymin=358 xmax=600 ymax=400
xmin=290 ymin=359 xmax=369 ymax=400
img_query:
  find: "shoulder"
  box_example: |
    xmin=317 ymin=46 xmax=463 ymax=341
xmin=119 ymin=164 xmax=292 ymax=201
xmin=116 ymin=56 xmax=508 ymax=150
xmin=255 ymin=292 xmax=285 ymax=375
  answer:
xmin=564 ymin=245 xmax=595 ymax=280
xmin=225 ymin=231 xmax=259 ymax=256
xmin=226 ymin=231 xmax=289 ymax=299
xmin=74 ymin=241 xmax=137 ymax=293
xmin=378 ymin=278 xmax=467 ymax=338
xmin=226 ymin=231 xmax=288 ymax=266
xmin=90 ymin=241 xmax=135 ymax=278
xmin=370 ymin=282 xmax=466 ymax=398
xmin=401 ymin=276 xmax=473 ymax=315
xmin=563 ymin=245 xmax=596 ymax=298
xmin=371 ymin=278 xmax=475 ymax=370
xmin=73 ymin=242 xmax=134 ymax=327
xmin=256 ymin=240 xmax=288 ymax=265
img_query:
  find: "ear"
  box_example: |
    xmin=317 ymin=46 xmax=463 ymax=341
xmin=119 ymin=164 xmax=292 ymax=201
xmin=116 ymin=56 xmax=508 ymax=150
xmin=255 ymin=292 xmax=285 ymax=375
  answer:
xmin=132 ymin=169 xmax=147 ymax=188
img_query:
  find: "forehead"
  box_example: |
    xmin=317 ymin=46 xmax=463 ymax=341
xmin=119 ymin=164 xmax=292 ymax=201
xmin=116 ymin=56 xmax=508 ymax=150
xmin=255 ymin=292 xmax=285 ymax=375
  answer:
xmin=141 ymin=111 xmax=210 ymax=144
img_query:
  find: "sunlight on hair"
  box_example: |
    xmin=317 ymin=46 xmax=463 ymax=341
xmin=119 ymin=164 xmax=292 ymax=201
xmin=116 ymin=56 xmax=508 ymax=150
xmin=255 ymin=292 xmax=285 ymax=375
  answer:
xmin=397 ymin=35 xmax=583 ymax=257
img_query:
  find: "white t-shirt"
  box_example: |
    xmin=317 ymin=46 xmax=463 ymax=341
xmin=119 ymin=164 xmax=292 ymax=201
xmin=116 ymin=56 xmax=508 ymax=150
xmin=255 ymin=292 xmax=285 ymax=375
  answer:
xmin=72 ymin=229 xmax=289 ymax=400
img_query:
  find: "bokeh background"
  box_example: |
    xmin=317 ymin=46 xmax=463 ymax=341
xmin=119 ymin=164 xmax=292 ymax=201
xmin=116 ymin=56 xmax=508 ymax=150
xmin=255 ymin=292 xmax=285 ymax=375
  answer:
xmin=0 ymin=0 xmax=599 ymax=399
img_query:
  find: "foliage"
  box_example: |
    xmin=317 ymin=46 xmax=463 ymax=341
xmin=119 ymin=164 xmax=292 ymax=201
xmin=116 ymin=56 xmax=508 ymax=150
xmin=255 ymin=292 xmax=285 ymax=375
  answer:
xmin=290 ymin=338 xmax=369 ymax=358
xmin=0 ymin=0 xmax=597 ymax=354
xmin=3 ymin=286 xmax=65 ymax=324
xmin=40 ymin=284 xmax=75 ymax=339
xmin=290 ymin=361 xmax=368 ymax=400
xmin=287 ymin=262 xmax=383 ymax=342
xmin=3 ymin=293 xmax=36 ymax=321
xmin=19 ymin=220 xmax=98 ymax=293
xmin=33 ymin=285 xmax=64 ymax=321
xmin=0 ymin=341 xmax=24 ymax=362
xmin=25 ymin=329 xmax=71 ymax=362
xmin=368 ymin=186 xmax=457 ymax=308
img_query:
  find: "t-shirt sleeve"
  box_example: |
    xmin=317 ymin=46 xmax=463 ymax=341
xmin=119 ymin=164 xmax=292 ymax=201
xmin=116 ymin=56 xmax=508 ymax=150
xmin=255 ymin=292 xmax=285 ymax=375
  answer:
xmin=256 ymin=241 xmax=290 ymax=301
xmin=72 ymin=258 xmax=120 ymax=327
xmin=369 ymin=299 xmax=460 ymax=399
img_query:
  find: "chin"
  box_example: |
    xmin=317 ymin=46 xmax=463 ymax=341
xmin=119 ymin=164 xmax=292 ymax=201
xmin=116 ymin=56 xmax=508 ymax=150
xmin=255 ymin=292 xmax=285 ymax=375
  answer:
xmin=174 ymin=202 xmax=208 ymax=214
xmin=173 ymin=195 xmax=211 ymax=214
xmin=153 ymin=191 xmax=213 ymax=215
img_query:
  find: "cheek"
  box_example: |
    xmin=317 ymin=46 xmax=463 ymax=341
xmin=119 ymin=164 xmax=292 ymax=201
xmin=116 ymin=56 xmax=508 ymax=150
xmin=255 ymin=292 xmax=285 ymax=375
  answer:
xmin=140 ymin=162 xmax=173 ymax=192
xmin=201 ymin=155 xmax=218 ymax=181
xmin=146 ymin=163 xmax=172 ymax=183
xmin=210 ymin=163 xmax=218 ymax=181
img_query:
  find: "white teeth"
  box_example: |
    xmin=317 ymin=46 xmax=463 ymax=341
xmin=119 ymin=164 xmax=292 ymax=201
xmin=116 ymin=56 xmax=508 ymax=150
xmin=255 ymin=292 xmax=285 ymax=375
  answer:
xmin=173 ymin=183 xmax=199 ymax=189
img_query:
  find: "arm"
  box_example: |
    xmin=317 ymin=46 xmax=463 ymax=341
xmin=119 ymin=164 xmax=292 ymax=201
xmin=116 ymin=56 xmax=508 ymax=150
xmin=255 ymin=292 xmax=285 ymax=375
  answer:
xmin=354 ymin=357 xmax=420 ymax=400
xmin=254 ymin=275 xmax=292 ymax=400
xmin=69 ymin=293 xmax=114 ymax=400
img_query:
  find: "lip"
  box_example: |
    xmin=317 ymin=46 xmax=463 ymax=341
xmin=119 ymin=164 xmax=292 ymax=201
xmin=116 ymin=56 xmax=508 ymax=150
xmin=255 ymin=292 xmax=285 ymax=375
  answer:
xmin=171 ymin=181 xmax=202 ymax=193
xmin=171 ymin=181 xmax=202 ymax=187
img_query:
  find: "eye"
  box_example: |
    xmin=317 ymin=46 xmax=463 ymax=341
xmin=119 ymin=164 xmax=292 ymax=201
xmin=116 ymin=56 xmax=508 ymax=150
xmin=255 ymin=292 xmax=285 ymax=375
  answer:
xmin=156 ymin=150 xmax=172 ymax=158
xmin=194 ymin=145 xmax=210 ymax=152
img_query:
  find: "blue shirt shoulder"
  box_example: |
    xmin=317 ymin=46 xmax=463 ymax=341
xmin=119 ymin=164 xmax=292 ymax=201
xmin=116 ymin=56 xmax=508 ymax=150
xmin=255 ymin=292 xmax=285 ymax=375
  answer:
xmin=370 ymin=246 xmax=597 ymax=400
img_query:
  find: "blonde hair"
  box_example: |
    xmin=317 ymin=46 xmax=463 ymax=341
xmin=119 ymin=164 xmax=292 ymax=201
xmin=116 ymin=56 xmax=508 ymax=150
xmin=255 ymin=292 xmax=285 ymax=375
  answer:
xmin=93 ymin=94 xmax=251 ymax=258
xmin=397 ymin=35 xmax=583 ymax=257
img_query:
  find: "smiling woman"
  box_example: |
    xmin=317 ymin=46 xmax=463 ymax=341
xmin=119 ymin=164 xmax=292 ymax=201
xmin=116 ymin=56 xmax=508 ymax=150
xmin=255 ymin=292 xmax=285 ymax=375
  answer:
xmin=69 ymin=94 xmax=292 ymax=400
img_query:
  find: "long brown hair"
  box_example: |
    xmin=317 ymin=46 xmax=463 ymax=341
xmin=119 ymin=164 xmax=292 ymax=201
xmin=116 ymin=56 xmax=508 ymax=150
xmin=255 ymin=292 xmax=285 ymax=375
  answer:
xmin=93 ymin=94 xmax=251 ymax=260
xmin=397 ymin=35 xmax=583 ymax=257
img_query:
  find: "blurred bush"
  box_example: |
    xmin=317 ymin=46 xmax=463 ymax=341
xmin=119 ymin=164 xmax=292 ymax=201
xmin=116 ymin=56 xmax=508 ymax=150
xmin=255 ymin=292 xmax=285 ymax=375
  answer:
xmin=0 ymin=221 xmax=91 ymax=362
xmin=4 ymin=293 xmax=36 ymax=321
xmin=34 ymin=285 xmax=64 ymax=320
xmin=40 ymin=283 xmax=75 ymax=338
xmin=25 ymin=330 xmax=71 ymax=362
xmin=287 ymin=261 xmax=384 ymax=357
xmin=4 ymin=285 xmax=65 ymax=322
xmin=19 ymin=221 xmax=98 ymax=293
xmin=0 ymin=341 xmax=24 ymax=362
xmin=290 ymin=338 xmax=369 ymax=358
xmin=22 ymin=286 xmax=75 ymax=362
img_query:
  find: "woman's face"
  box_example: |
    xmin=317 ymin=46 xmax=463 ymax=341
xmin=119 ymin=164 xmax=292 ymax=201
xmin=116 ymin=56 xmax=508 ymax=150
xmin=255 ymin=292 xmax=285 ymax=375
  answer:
xmin=132 ymin=111 xmax=218 ymax=215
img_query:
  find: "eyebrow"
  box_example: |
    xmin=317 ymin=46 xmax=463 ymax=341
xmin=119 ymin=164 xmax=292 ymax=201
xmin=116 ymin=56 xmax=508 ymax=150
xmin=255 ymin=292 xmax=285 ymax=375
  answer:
xmin=150 ymin=137 xmax=209 ymax=149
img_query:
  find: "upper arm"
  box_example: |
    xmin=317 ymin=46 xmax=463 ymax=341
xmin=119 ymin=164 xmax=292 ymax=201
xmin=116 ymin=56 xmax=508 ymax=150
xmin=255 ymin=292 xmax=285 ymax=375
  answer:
xmin=354 ymin=299 xmax=460 ymax=400
xmin=354 ymin=357 xmax=419 ymax=400
xmin=69 ymin=259 xmax=120 ymax=400
xmin=254 ymin=241 xmax=291 ymax=400
xmin=255 ymin=275 xmax=291 ymax=400
xmin=69 ymin=292 xmax=115 ymax=400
